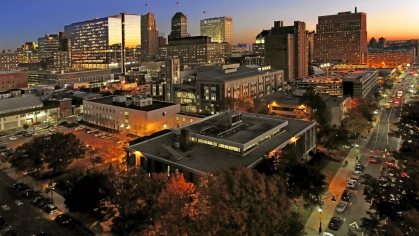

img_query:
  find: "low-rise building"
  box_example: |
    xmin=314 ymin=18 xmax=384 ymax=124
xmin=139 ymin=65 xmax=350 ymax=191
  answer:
xmin=0 ymin=95 xmax=60 ymax=131
xmin=0 ymin=71 xmax=28 ymax=92
xmin=288 ymin=75 xmax=343 ymax=96
xmin=127 ymin=111 xmax=316 ymax=183
xmin=255 ymin=92 xmax=351 ymax=127
xmin=342 ymin=69 xmax=379 ymax=97
xmin=27 ymin=69 xmax=115 ymax=87
xmin=368 ymin=48 xmax=415 ymax=68
xmin=83 ymin=95 xmax=180 ymax=136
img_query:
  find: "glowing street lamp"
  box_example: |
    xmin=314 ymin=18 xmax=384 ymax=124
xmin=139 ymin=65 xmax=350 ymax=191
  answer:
xmin=318 ymin=208 xmax=323 ymax=233
xmin=320 ymin=63 xmax=331 ymax=78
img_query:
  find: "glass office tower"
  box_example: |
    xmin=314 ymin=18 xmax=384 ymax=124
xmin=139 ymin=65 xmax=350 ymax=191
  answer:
xmin=65 ymin=13 xmax=140 ymax=70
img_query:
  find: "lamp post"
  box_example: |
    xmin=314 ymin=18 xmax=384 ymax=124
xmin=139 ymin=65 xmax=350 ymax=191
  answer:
xmin=320 ymin=63 xmax=331 ymax=79
xmin=318 ymin=208 xmax=323 ymax=233
xmin=384 ymin=94 xmax=387 ymax=103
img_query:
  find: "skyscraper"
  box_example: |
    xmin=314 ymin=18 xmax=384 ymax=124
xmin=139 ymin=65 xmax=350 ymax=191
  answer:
xmin=65 ymin=13 xmax=141 ymax=70
xmin=200 ymin=17 xmax=233 ymax=45
xmin=141 ymin=12 xmax=159 ymax=61
xmin=38 ymin=34 xmax=59 ymax=59
xmin=265 ymin=21 xmax=308 ymax=81
xmin=169 ymin=12 xmax=190 ymax=41
xmin=314 ymin=8 xmax=367 ymax=65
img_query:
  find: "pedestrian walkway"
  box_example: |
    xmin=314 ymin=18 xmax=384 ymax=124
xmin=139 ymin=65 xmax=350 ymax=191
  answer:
xmin=304 ymin=98 xmax=386 ymax=236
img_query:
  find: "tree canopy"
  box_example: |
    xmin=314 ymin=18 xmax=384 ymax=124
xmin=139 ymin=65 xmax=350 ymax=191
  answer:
xmin=10 ymin=133 xmax=86 ymax=174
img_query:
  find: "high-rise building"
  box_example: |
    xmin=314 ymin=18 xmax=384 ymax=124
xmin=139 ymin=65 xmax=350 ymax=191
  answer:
xmin=169 ymin=12 xmax=190 ymax=41
xmin=314 ymin=8 xmax=367 ymax=65
xmin=0 ymin=51 xmax=18 ymax=70
xmin=307 ymin=30 xmax=315 ymax=63
xmin=38 ymin=34 xmax=59 ymax=59
xmin=200 ymin=17 xmax=233 ymax=45
xmin=264 ymin=21 xmax=308 ymax=81
xmin=65 ymin=13 xmax=141 ymax=70
xmin=141 ymin=12 xmax=159 ymax=61
xmin=158 ymin=36 xmax=229 ymax=65
xmin=252 ymin=30 xmax=270 ymax=56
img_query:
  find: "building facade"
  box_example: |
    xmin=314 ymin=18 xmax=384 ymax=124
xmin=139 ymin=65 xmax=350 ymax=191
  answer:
xmin=141 ymin=12 xmax=159 ymax=61
xmin=342 ymin=69 xmax=378 ymax=97
xmin=38 ymin=34 xmax=60 ymax=59
xmin=83 ymin=95 xmax=180 ymax=136
xmin=0 ymin=95 xmax=60 ymax=131
xmin=314 ymin=9 xmax=367 ymax=65
xmin=65 ymin=13 xmax=141 ymax=70
xmin=368 ymin=48 xmax=415 ymax=68
xmin=53 ymin=51 xmax=71 ymax=70
xmin=200 ymin=17 xmax=233 ymax=45
xmin=0 ymin=52 xmax=18 ymax=70
xmin=169 ymin=12 xmax=190 ymax=41
xmin=265 ymin=21 xmax=308 ymax=81
xmin=256 ymin=92 xmax=351 ymax=127
xmin=0 ymin=71 xmax=28 ymax=92
xmin=27 ymin=69 xmax=114 ymax=87
xmin=158 ymin=36 xmax=229 ymax=65
xmin=196 ymin=64 xmax=283 ymax=112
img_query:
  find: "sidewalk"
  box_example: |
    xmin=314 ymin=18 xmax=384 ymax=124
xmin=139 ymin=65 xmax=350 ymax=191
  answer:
xmin=304 ymin=98 xmax=386 ymax=236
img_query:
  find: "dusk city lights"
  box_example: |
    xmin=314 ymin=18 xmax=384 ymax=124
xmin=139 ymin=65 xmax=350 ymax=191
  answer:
xmin=0 ymin=0 xmax=419 ymax=235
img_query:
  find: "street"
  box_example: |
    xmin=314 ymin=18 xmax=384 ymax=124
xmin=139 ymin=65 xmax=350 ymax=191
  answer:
xmin=0 ymin=169 xmax=82 ymax=235
xmin=306 ymin=73 xmax=415 ymax=236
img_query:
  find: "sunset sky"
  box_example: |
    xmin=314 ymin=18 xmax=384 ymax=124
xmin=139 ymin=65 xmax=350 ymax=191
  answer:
xmin=1 ymin=0 xmax=418 ymax=50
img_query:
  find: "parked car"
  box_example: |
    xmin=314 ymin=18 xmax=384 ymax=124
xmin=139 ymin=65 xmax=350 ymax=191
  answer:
xmin=0 ymin=144 xmax=7 ymax=149
xmin=55 ymin=214 xmax=74 ymax=226
xmin=335 ymin=201 xmax=348 ymax=213
xmin=369 ymin=156 xmax=378 ymax=163
xmin=355 ymin=163 xmax=363 ymax=172
xmin=75 ymin=127 xmax=83 ymax=131
xmin=0 ymin=133 xmax=7 ymax=137
xmin=13 ymin=183 xmax=30 ymax=192
xmin=16 ymin=131 xmax=27 ymax=135
xmin=385 ymin=158 xmax=396 ymax=166
xmin=328 ymin=217 xmax=342 ymax=231
xmin=347 ymin=179 xmax=357 ymax=189
xmin=351 ymin=171 xmax=362 ymax=180
xmin=87 ymin=129 xmax=97 ymax=134
xmin=43 ymin=204 xmax=59 ymax=214
xmin=34 ymin=127 xmax=42 ymax=131
xmin=8 ymin=136 xmax=17 ymax=141
xmin=23 ymin=133 xmax=32 ymax=137
xmin=341 ymin=190 xmax=352 ymax=202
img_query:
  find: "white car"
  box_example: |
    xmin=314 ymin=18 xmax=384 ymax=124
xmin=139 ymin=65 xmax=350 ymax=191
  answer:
xmin=9 ymin=136 xmax=17 ymax=141
xmin=322 ymin=233 xmax=334 ymax=236
xmin=335 ymin=201 xmax=348 ymax=213
xmin=347 ymin=179 xmax=357 ymax=189
xmin=75 ymin=127 xmax=83 ymax=131
xmin=351 ymin=171 xmax=362 ymax=180
xmin=35 ymin=127 xmax=42 ymax=131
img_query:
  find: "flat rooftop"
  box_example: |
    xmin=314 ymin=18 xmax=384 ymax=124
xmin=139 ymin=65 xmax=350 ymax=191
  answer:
xmin=198 ymin=66 xmax=280 ymax=82
xmin=128 ymin=113 xmax=315 ymax=175
xmin=87 ymin=96 xmax=176 ymax=112
xmin=182 ymin=114 xmax=286 ymax=144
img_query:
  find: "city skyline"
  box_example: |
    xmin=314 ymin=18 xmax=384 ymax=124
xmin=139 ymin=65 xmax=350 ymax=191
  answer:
xmin=1 ymin=0 xmax=419 ymax=50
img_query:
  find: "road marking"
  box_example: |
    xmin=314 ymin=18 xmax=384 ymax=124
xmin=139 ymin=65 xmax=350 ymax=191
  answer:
xmin=349 ymin=202 xmax=353 ymax=206
xmin=14 ymin=200 xmax=23 ymax=206
xmin=1 ymin=204 xmax=10 ymax=211
xmin=343 ymin=218 xmax=346 ymax=221
xmin=349 ymin=221 xmax=359 ymax=229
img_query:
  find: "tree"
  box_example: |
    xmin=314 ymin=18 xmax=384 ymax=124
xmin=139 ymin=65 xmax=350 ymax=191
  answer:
xmin=10 ymin=133 xmax=86 ymax=174
xmin=299 ymin=87 xmax=328 ymax=125
xmin=342 ymin=109 xmax=372 ymax=134
xmin=108 ymin=166 xmax=169 ymax=235
xmin=192 ymin=166 xmax=305 ymax=236
xmin=98 ymin=143 xmax=126 ymax=164
xmin=273 ymin=148 xmax=327 ymax=209
xmin=64 ymin=169 xmax=111 ymax=215
xmin=22 ymin=123 xmax=30 ymax=131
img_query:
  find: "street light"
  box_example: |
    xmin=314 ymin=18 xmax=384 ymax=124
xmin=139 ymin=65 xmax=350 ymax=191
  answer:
xmin=318 ymin=208 xmax=323 ymax=233
xmin=320 ymin=63 xmax=331 ymax=79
